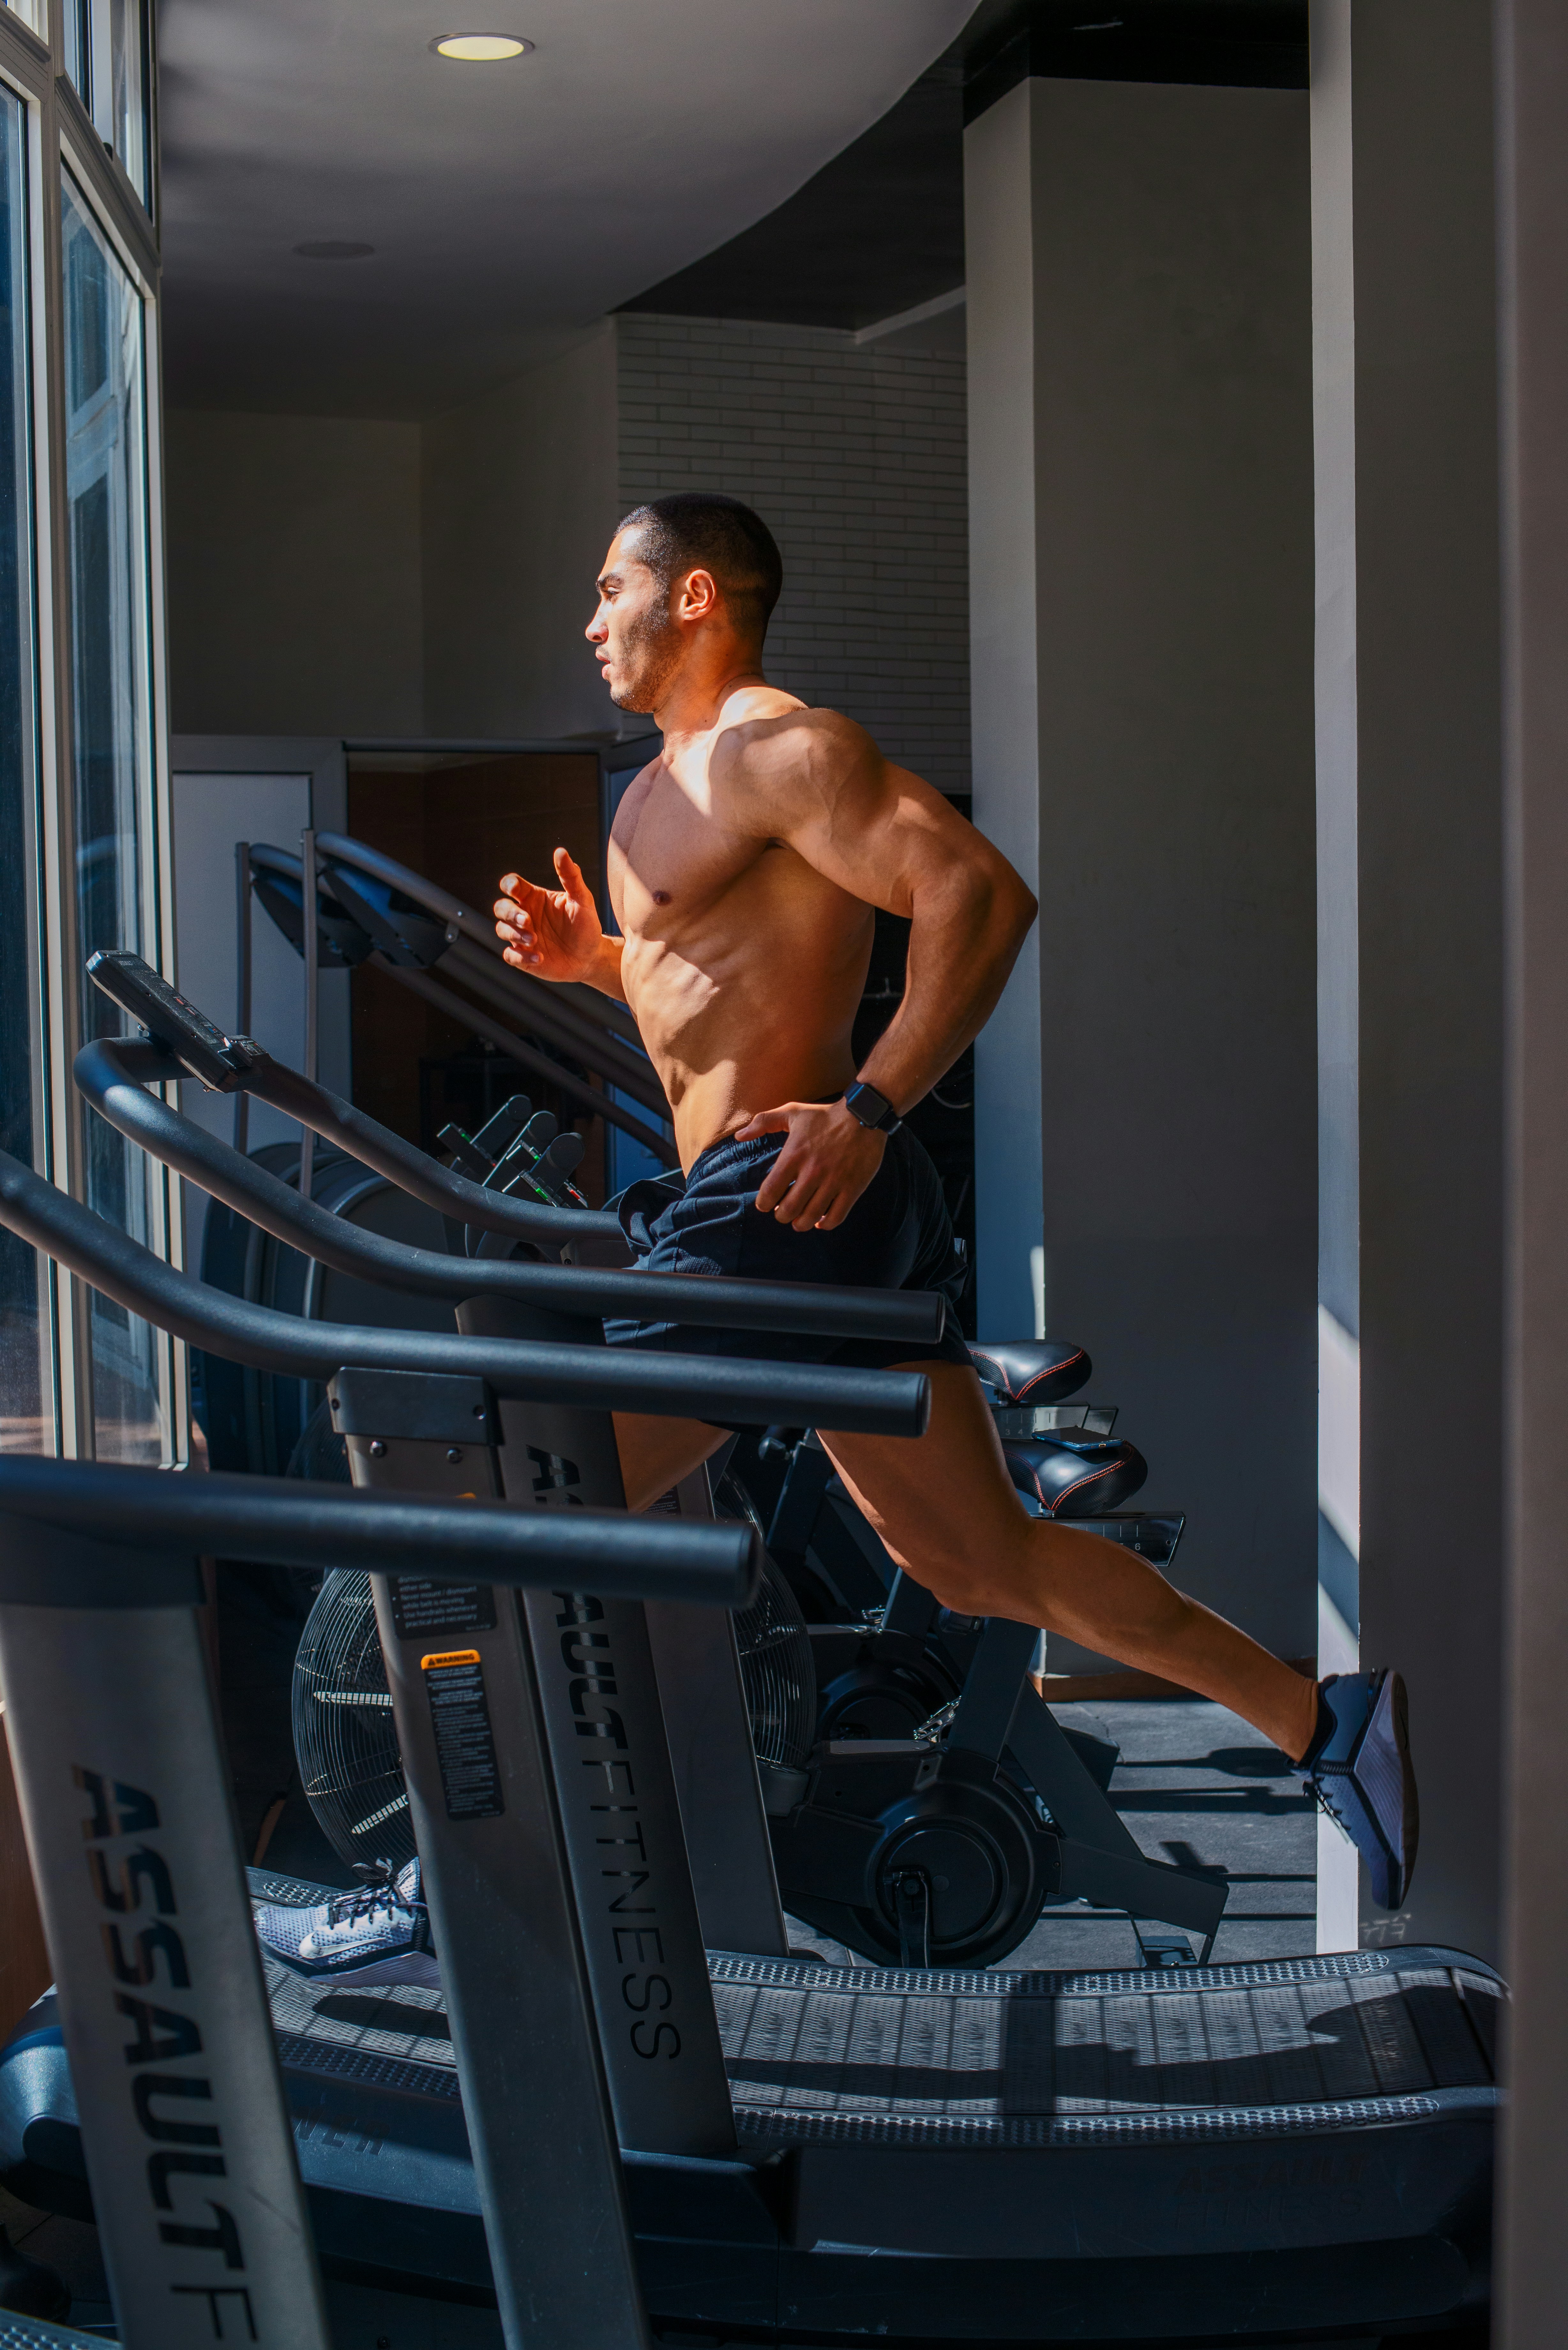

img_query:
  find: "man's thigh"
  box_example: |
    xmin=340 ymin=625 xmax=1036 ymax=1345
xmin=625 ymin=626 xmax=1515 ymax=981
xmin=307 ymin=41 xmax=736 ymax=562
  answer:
xmin=818 ymin=1361 xmax=1032 ymax=1614
xmin=613 ymin=1411 xmax=729 ymax=1513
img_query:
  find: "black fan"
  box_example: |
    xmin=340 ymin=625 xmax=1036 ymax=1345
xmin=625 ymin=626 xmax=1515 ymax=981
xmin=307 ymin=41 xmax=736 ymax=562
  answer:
xmin=716 ymin=1470 xmax=815 ymax=1770
xmin=290 ymin=1570 xmax=414 ymax=1876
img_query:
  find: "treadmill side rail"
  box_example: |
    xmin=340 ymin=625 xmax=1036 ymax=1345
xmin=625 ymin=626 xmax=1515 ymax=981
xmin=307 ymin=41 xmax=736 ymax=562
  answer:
xmin=0 ymin=1596 xmax=333 ymax=2350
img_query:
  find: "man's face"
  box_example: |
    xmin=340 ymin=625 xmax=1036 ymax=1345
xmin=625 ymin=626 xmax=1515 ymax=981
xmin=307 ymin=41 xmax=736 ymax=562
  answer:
xmin=587 ymin=530 xmax=684 ymax=711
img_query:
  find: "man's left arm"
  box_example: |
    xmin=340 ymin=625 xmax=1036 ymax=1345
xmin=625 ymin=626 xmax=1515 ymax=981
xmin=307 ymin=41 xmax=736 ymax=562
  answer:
xmin=736 ymin=714 xmax=1037 ymax=1232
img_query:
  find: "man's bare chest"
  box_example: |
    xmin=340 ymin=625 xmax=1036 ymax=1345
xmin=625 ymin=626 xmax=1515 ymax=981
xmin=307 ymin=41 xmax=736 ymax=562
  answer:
xmin=609 ymin=761 xmax=779 ymax=932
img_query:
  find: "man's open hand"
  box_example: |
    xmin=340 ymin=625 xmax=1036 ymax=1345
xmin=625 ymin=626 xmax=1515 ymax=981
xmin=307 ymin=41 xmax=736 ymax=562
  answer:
xmin=735 ymin=1098 xmax=886 ymax=1232
xmin=494 ymin=849 xmax=601 ymax=982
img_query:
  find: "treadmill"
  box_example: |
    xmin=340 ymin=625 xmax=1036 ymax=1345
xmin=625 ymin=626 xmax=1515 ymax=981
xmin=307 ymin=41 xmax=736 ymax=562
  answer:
xmin=0 ymin=1450 xmax=759 ymax=2349
xmin=1 ymin=965 xmax=1503 ymax=2345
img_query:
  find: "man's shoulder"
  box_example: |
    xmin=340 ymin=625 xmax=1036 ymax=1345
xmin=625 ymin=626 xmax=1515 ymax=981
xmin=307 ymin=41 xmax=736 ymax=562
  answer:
xmin=712 ymin=697 xmax=875 ymax=806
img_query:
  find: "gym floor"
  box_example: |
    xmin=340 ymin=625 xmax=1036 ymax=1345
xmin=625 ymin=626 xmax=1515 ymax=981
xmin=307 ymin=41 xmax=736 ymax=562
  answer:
xmin=0 ymin=1573 xmax=1381 ymax=2346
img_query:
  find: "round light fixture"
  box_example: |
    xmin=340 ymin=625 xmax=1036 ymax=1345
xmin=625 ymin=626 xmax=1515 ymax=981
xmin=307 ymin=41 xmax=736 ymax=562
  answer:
xmin=430 ymin=33 xmax=532 ymax=60
xmin=294 ymin=241 xmax=375 ymax=261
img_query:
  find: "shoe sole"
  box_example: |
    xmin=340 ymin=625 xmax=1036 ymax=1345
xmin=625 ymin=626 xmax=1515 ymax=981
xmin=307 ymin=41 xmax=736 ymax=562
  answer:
xmin=1351 ymin=1669 xmax=1418 ymax=1909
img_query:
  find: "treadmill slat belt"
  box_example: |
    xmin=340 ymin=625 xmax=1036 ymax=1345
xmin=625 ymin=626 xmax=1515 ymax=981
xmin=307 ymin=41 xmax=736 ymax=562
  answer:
xmin=242 ymin=1888 xmax=1499 ymax=2155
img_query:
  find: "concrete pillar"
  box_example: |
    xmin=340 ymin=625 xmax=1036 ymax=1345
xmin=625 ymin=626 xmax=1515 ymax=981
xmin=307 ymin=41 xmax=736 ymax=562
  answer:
xmin=1309 ymin=0 xmax=1504 ymax=1960
xmin=965 ymin=75 xmax=1318 ymax=1670
xmin=1496 ymin=0 xmax=1568 ymax=2332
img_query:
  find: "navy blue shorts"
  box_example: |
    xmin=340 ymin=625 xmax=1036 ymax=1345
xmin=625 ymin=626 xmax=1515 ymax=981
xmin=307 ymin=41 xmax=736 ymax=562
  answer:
xmin=603 ymin=1126 xmax=973 ymax=1372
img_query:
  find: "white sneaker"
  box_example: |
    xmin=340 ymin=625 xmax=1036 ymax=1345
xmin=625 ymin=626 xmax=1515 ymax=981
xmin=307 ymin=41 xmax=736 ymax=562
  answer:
xmin=254 ymin=1859 xmax=438 ymax=1986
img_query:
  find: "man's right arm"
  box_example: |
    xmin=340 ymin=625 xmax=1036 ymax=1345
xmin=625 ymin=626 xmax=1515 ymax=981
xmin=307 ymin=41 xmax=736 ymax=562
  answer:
xmin=494 ymin=847 xmax=628 ymax=1001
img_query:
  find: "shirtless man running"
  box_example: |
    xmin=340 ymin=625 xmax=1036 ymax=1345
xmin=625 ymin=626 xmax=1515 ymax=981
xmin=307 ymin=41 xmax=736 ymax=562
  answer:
xmin=494 ymin=491 xmax=1418 ymax=1910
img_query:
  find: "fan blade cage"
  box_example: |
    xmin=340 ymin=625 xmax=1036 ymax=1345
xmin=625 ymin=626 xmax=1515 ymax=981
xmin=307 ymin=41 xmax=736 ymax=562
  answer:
xmin=717 ymin=1474 xmax=816 ymax=1772
xmin=290 ymin=1569 xmax=417 ymax=1875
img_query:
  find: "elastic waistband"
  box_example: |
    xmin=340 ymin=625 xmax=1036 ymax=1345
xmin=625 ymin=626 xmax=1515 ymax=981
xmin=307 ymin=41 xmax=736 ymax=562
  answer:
xmin=685 ymin=1130 xmax=788 ymax=1186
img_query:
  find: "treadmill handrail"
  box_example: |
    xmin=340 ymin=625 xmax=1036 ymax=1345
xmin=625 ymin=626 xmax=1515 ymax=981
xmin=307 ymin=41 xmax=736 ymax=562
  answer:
xmin=87 ymin=941 xmax=632 ymax=1252
xmin=0 ymin=1455 xmax=758 ymax=1607
xmin=313 ymin=830 xmax=643 ymax=1048
xmin=257 ymin=838 xmax=666 ymax=1105
xmin=78 ymin=1038 xmax=947 ymax=1346
xmin=248 ymin=1054 xmax=631 ymax=1250
xmin=0 ymin=1150 xmax=930 ymax=1435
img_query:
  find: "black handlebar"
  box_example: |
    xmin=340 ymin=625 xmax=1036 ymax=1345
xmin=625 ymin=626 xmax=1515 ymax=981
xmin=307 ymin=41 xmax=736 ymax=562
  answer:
xmin=0 ymin=1151 xmax=930 ymax=1437
xmin=77 ymin=1038 xmax=947 ymax=1348
xmin=0 ymin=1456 xmax=759 ymax=1609
xmin=87 ymin=948 xmax=630 ymax=1260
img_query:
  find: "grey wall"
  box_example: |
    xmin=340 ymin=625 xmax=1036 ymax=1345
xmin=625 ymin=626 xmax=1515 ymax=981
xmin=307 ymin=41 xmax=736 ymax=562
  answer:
xmin=164 ymin=412 xmax=424 ymax=737
xmin=967 ymin=75 xmax=1318 ymax=1667
xmin=1310 ymin=0 xmax=1504 ymax=1962
xmin=965 ymin=91 xmax=1043 ymax=1346
xmin=164 ymin=316 xmax=968 ymax=766
xmin=618 ymin=313 xmax=971 ymax=794
xmin=422 ymin=326 xmax=622 ymax=740
xmin=1497 ymin=0 xmax=1568 ymax=2323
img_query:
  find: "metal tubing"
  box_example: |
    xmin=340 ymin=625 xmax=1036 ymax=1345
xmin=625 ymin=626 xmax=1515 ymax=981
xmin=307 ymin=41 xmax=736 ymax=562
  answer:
xmin=380 ymin=958 xmax=678 ymax=1164
xmin=442 ymin=933 xmax=665 ymax=1109
xmin=232 ymin=843 xmax=251 ymax=1157
xmin=239 ymin=1051 xmax=634 ymax=1253
xmin=299 ymin=828 xmax=317 ymax=1204
xmin=313 ymin=830 xmax=644 ymax=1044
xmin=0 ymin=1150 xmax=932 ymax=1433
xmin=0 ymin=1599 xmax=333 ymax=2350
xmin=77 ymin=1039 xmax=946 ymax=1345
xmin=0 ymin=1456 xmax=760 ymax=1610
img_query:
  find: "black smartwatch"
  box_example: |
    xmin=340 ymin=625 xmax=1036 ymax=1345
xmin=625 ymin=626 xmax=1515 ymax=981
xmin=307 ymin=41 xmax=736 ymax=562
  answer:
xmin=843 ymin=1080 xmax=901 ymax=1135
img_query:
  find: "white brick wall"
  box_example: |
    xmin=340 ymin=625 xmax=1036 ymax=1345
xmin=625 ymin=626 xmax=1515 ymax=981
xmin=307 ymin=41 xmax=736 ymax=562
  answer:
xmin=616 ymin=315 xmax=970 ymax=794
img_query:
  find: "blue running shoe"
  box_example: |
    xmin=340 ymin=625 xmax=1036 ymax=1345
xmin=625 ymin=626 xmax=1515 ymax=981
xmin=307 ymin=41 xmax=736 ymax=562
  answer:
xmin=1294 ymin=1670 xmax=1418 ymax=1910
xmin=254 ymin=1857 xmax=437 ymax=1985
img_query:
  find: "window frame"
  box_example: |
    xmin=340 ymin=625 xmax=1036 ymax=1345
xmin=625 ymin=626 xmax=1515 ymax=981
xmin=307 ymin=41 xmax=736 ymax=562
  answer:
xmin=0 ymin=0 xmax=173 ymax=1463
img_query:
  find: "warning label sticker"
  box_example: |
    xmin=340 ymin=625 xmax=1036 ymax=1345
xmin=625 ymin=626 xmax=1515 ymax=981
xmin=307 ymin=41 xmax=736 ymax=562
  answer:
xmin=421 ymin=1650 xmax=504 ymax=1820
xmin=392 ymin=1580 xmax=497 ymax=1640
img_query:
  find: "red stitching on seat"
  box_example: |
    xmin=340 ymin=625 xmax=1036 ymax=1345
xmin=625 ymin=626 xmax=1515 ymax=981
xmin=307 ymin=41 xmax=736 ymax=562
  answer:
xmin=1034 ymin=1458 xmax=1125 ymax=1515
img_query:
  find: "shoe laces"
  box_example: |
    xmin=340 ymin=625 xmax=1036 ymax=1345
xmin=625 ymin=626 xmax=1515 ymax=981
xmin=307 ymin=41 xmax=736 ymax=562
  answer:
xmin=1303 ymin=1770 xmax=1352 ymax=1832
xmin=328 ymin=1864 xmax=411 ymax=1929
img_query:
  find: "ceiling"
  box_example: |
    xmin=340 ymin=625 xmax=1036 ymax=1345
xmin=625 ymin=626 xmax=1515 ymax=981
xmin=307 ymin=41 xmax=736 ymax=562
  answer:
xmin=156 ymin=0 xmax=975 ymax=418
xmin=622 ymin=0 xmax=1306 ymax=333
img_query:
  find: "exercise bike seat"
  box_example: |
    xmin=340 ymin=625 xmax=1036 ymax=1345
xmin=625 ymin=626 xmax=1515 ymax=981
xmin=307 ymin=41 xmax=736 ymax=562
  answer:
xmin=968 ymin=1339 xmax=1090 ymax=1404
xmin=1003 ymin=1430 xmax=1148 ymax=1517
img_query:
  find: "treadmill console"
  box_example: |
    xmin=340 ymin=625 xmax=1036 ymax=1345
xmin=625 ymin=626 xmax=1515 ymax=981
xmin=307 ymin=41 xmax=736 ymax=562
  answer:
xmin=87 ymin=949 xmax=262 ymax=1093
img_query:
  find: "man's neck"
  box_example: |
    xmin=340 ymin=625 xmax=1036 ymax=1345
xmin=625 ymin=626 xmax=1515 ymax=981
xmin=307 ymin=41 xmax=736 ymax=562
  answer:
xmin=652 ymin=656 xmax=771 ymax=745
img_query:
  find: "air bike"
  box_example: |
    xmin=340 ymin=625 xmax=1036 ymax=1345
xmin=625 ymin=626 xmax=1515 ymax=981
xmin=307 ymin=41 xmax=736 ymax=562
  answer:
xmin=0 ymin=951 xmax=1503 ymax=2345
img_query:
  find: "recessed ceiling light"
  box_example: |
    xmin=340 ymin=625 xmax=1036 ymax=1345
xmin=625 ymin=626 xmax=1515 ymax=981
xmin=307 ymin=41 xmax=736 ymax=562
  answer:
xmin=430 ymin=33 xmax=533 ymax=60
xmin=294 ymin=241 xmax=375 ymax=261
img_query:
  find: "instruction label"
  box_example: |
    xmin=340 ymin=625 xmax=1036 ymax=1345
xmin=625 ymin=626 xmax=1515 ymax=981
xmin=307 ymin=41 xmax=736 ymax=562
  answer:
xmin=420 ymin=1649 xmax=504 ymax=1820
xmin=392 ymin=1580 xmax=497 ymax=1640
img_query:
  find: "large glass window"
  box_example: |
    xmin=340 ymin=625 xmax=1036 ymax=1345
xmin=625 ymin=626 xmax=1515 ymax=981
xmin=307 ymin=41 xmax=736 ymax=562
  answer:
xmin=62 ymin=167 xmax=162 ymax=1462
xmin=65 ymin=0 xmax=148 ymax=208
xmin=0 ymin=87 xmax=41 ymax=1453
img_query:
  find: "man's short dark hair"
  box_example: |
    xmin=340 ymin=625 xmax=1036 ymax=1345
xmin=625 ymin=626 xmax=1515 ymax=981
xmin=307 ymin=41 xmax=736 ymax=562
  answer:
xmin=617 ymin=493 xmax=784 ymax=643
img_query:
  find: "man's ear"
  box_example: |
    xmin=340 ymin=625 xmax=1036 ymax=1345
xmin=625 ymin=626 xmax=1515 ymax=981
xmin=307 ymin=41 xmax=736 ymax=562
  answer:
xmin=675 ymin=566 xmax=721 ymax=625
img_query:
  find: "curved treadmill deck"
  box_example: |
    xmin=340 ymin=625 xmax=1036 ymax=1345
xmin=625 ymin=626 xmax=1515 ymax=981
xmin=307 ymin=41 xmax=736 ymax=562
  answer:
xmin=1 ymin=1869 xmax=1501 ymax=2344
